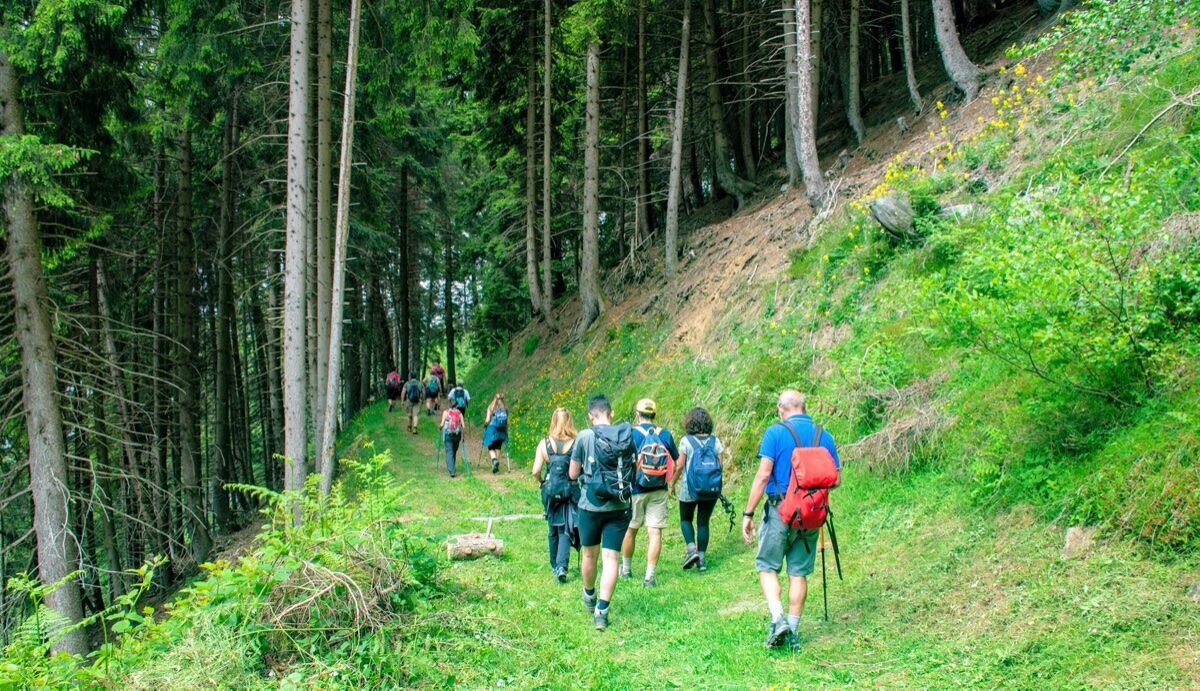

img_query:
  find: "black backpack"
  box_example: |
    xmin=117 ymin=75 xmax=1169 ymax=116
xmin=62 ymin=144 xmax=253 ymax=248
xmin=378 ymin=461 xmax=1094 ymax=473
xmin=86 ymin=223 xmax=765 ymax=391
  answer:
xmin=585 ymin=423 xmax=636 ymax=505
xmin=404 ymin=379 xmax=422 ymax=403
xmin=541 ymin=438 xmax=575 ymax=506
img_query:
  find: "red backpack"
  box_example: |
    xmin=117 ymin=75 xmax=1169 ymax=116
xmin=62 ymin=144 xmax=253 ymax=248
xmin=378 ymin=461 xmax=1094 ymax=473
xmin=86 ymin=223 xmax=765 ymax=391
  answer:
xmin=443 ymin=408 xmax=463 ymax=434
xmin=386 ymin=371 xmax=401 ymax=387
xmin=776 ymin=423 xmax=839 ymax=531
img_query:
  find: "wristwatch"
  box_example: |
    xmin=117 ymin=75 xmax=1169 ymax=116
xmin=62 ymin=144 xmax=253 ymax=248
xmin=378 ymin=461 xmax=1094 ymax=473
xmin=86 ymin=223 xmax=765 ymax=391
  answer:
xmin=742 ymin=511 xmax=755 ymax=519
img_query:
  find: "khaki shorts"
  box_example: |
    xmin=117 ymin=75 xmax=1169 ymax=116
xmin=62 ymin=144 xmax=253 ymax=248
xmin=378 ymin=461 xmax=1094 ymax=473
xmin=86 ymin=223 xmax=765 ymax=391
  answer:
xmin=628 ymin=490 xmax=669 ymax=530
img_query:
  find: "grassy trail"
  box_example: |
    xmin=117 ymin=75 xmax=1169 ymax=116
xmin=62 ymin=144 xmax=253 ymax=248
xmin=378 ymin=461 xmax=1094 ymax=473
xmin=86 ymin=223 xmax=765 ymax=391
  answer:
xmin=341 ymin=402 xmax=1200 ymax=688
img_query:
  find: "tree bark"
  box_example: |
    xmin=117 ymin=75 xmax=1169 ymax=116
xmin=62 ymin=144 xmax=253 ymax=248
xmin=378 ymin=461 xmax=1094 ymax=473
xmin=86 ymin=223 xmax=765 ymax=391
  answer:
xmin=314 ymin=0 xmax=333 ymax=457
xmin=701 ymin=0 xmax=755 ymax=207
xmin=811 ymin=0 xmax=823 ymax=102
xmin=636 ymin=0 xmax=653 ymax=244
xmin=901 ymin=0 xmax=924 ymax=113
xmin=319 ymin=0 xmax=362 ymax=495
xmin=212 ymin=91 xmax=237 ymax=532
xmin=524 ymin=56 xmax=544 ymax=320
xmin=1 ymin=49 xmax=87 ymax=655
xmin=846 ymin=0 xmax=867 ymax=144
xmin=787 ymin=0 xmax=826 ymax=209
xmin=781 ymin=0 xmax=801 ymax=186
xmin=932 ymin=0 xmax=981 ymax=99
xmin=576 ymin=41 xmax=603 ymax=338
xmin=399 ymin=167 xmax=412 ymax=374
xmin=665 ymin=1 xmax=691 ymax=280
xmin=737 ymin=0 xmax=757 ymax=180
xmin=541 ymin=0 xmax=555 ymax=323
xmin=285 ymin=0 xmax=312 ymax=511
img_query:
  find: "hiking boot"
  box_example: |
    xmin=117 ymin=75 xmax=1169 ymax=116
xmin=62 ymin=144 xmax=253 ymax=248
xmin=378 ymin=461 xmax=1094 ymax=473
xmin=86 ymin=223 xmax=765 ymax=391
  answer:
xmin=492 ymin=460 xmax=500 ymax=474
xmin=642 ymin=577 xmax=657 ymax=588
xmin=682 ymin=548 xmax=700 ymax=570
xmin=555 ymin=568 xmax=567 ymax=584
xmin=582 ymin=591 xmax=597 ymax=612
xmin=697 ymin=555 xmax=708 ymax=572
xmin=764 ymin=619 xmax=790 ymax=648
xmin=618 ymin=564 xmax=632 ymax=579
xmin=787 ymin=630 xmax=801 ymax=652
xmin=594 ymin=610 xmax=608 ymax=631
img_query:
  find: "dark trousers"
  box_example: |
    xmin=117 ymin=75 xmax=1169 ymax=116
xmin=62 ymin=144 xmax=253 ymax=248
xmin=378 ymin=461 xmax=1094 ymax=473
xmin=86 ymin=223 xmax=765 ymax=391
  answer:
xmin=444 ymin=432 xmax=461 ymax=475
xmin=548 ymin=523 xmax=571 ymax=572
xmin=680 ymin=499 xmax=717 ymax=552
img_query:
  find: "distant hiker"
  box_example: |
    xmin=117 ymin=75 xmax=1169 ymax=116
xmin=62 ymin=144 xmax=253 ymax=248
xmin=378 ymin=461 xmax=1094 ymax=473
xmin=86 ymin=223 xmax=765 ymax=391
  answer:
xmin=532 ymin=408 xmax=579 ymax=583
xmin=425 ymin=372 xmax=442 ymax=416
xmin=431 ymin=360 xmax=446 ymax=393
xmin=673 ymin=407 xmax=725 ymax=572
xmin=385 ymin=369 xmax=402 ymax=413
xmin=621 ymin=399 xmax=677 ymax=587
xmin=439 ymin=401 xmax=466 ymax=478
xmin=449 ymin=383 xmax=471 ymax=418
xmin=483 ymin=394 xmax=510 ymax=474
xmin=403 ymin=372 xmax=423 ymax=434
xmin=569 ymin=395 xmax=637 ymax=631
xmin=741 ymin=391 xmax=840 ymax=651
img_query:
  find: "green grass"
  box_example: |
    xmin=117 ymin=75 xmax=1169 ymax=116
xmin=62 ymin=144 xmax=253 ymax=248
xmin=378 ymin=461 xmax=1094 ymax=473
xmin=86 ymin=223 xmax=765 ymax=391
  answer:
xmin=339 ymin=400 xmax=1200 ymax=687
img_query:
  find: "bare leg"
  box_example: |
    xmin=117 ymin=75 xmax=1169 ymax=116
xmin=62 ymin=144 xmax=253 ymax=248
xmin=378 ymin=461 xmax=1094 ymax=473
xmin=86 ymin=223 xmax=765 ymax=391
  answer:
xmin=581 ymin=545 xmax=599 ymax=590
xmin=599 ymin=548 xmax=620 ymax=602
xmin=787 ymin=575 xmax=808 ymax=617
xmin=646 ymin=527 xmax=662 ymax=571
xmin=621 ymin=527 xmax=638 ymax=561
xmin=759 ymin=571 xmax=782 ymax=608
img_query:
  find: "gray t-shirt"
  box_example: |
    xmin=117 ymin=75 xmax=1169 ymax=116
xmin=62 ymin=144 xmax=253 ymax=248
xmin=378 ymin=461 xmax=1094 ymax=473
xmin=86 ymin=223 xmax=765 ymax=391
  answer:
xmin=570 ymin=427 xmax=631 ymax=513
xmin=677 ymin=434 xmax=724 ymax=503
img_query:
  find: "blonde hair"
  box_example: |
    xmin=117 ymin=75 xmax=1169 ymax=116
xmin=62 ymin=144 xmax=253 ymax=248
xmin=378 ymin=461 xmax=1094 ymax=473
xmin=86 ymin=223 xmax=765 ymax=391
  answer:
xmin=547 ymin=408 xmax=576 ymax=441
xmin=487 ymin=394 xmax=506 ymax=419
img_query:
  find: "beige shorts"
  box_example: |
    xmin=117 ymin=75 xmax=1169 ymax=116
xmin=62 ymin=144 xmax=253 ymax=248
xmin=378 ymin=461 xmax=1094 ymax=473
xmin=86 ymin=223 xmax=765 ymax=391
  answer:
xmin=628 ymin=490 xmax=669 ymax=530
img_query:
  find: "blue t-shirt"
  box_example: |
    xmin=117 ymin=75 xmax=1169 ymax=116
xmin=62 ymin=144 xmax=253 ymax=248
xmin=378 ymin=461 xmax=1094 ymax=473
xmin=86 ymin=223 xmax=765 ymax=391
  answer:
xmin=631 ymin=422 xmax=678 ymax=495
xmin=757 ymin=414 xmax=839 ymax=496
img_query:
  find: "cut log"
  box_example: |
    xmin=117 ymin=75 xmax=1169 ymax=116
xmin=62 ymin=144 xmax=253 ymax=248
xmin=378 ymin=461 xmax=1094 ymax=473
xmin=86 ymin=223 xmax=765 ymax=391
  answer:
xmin=868 ymin=193 xmax=918 ymax=242
xmin=447 ymin=533 xmax=505 ymax=560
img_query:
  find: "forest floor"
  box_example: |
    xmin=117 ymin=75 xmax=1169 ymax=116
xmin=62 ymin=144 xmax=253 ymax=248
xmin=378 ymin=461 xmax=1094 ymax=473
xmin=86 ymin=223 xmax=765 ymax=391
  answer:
xmin=339 ymin=401 xmax=1200 ymax=688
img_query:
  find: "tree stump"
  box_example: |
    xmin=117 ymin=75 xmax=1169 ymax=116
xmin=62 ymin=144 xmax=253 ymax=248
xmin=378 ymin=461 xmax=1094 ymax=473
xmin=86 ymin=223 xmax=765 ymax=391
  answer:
xmin=446 ymin=518 xmax=504 ymax=560
xmin=868 ymin=193 xmax=919 ymax=243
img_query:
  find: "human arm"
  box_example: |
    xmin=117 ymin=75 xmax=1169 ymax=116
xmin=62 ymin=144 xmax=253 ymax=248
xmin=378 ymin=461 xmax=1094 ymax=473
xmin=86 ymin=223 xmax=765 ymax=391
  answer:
xmin=531 ymin=440 xmax=547 ymax=482
xmin=568 ymin=432 xmax=586 ymax=481
xmin=671 ymin=447 xmax=687 ymax=496
xmin=742 ymin=456 xmax=774 ymax=544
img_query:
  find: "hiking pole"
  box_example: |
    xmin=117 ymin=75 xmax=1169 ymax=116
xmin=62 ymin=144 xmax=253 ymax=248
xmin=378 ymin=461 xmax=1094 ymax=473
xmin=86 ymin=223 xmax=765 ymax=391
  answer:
xmin=820 ymin=527 xmax=829 ymax=622
xmin=435 ymin=430 xmax=443 ymax=472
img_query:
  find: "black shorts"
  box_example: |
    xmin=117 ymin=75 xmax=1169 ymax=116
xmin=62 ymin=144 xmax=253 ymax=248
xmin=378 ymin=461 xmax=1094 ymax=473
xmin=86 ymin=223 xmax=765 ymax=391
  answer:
xmin=577 ymin=508 xmax=631 ymax=551
xmin=425 ymin=390 xmax=438 ymax=401
xmin=487 ymin=439 xmax=504 ymax=451
xmin=386 ymin=386 xmax=400 ymax=401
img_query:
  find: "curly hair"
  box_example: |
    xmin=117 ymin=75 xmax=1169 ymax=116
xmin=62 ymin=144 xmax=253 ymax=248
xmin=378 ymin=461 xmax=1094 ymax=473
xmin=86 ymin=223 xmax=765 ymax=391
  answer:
xmin=683 ymin=407 xmax=713 ymax=435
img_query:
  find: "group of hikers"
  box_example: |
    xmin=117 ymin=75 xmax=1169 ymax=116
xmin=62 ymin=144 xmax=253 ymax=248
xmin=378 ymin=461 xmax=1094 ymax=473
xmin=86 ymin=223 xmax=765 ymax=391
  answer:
xmin=385 ymin=362 xmax=510 ymax=476
xmin=528 ymin=390 xmax=841 ymax=649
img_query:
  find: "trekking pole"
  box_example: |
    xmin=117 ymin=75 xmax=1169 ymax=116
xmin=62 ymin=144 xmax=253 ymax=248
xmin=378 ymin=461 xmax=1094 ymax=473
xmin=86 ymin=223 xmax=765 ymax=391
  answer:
xmin=435 ymin=430 xmax=443 ymax=472
xmin=462 ymin=434 xmax=472 ymax=478
xmin=820 ymin=527 xmax=829 ymax=623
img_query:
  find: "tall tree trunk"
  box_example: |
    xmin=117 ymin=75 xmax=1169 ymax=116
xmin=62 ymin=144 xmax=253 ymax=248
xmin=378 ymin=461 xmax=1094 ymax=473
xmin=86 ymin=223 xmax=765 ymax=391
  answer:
xmin=443 ymin=225 xmax=457 ymax=383
xmin=701 ymin=0 xmax=755 ymax=207
xmin=1 ymin=50 xmax=87 ymax=656
xmin=524 ymin=57 xmax=544 ymax=320
xmin=212 ymin=91 xmax=237 ymax=532
xmin=737 ymin=0 xmax=757 ymax=180
xmin=932 ymin=0 xmax=981 ymax=99
xmin=665 ymin=0 xmax=691 ymax=280
xmin=314 ymin=0 xmax=333 ymax=460
xmin=901 ymin=0 xmax=924 ymax=112
xmin=846 ymin=0 xmax=867 ymax=144
xmin=399 ymin=167 xmax=411 ymax=374
xmin=541 ymin=0 xmax=555 ymax=323
xmin=176 ymin=125 xmax=211 ymax=561
xmin=636 ymin=0 xmax=653 ymax=245
xmin=811 ymin=0 xmax=823 ymax=104
xmin=284 ymin=0 xmax=312 ymax=508
xmin=576 ymin=41 xmax=603 ymax=338
xmin=319 ymin=0 xmax=362 ymax=495
xmin=781 ymin=0 xmax=801 ymax=186
xmin=786 ymin=0 xmax=826 ymax=208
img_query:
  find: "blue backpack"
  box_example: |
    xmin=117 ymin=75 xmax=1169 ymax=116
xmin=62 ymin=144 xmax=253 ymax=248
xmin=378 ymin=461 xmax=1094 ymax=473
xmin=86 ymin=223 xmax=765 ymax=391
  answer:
xmin=492 ymin=408 xmax=508 ymax=428
xmin=685 ymin=435 xmax=722 ymax=499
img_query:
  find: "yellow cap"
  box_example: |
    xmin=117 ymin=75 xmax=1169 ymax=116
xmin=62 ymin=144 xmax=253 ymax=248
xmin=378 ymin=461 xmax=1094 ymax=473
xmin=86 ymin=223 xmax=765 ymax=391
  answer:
xmin=636 ymin=398 xmax=657 ymax=415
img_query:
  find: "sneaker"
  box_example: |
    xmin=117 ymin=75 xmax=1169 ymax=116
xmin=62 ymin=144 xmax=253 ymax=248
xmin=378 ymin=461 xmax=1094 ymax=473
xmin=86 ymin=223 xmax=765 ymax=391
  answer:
xmin=682 ymin=548 xmax=700 ymax=570
xmin=618 ymin=564 xmax=632 ymax=579
xmin=697 ymin=555 xmax=708 ymax=572
xmin=787 ymin=630 xmax=801 ymax=652
xmin=594 ymin=609 xmax=608 ymax=631
xmin=582 ymin=591 xmax=597 ymax=612
xmin=555 ymin=568 xmax=567 ymax=584
xmin=643 ymin=577 xmax=657 ymax=588
xmin=764 ymin=619 xmax=790 ymax=648
xmin=492 ymin=460 xmax=499 ymax=474
xmin=449 ymin=473 xmax=457 ymax=478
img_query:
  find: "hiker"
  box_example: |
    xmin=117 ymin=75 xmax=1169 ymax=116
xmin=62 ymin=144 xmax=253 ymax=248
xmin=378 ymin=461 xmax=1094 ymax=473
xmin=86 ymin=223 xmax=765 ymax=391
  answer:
xmin=672 ymin=407 xmax=725 ymax=572
xmin=569 ymin=395 xmax=637 ymax=631
xmin=531 ymin=407 xmax=580 ymax=583
xmin=424 ymin=371 xmax=442 ymax=416
xmin=403 ymin=372 xmax=423 ymax=434
xmin=483 ymin=394 xmax=509 ymax=474
xmin=431 ymin=360 xmax=446 ymax=393
xmin=741 ymin=391 xmax=840 ymax=651
xmin=385 ymin=369 xmax=402 ymax=413
xmin=448 ymin=382 xmax=471 ymax=419
xmin=621 ymin=399 xmax=677 ymax=587
xmin=439 ymin=400 xmax=466 ymax=478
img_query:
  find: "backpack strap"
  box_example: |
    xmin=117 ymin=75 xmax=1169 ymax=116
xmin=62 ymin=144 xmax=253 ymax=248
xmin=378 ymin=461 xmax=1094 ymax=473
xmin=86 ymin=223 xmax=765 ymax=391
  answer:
xmin=811 ymin=425 xmax=824 ymax=449
xmin=779 ymin=421 xmax=804 ymax=448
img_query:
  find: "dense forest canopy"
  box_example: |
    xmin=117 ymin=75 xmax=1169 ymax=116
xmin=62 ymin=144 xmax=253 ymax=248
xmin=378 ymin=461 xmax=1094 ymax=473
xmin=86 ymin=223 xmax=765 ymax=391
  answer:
xmin=8 ymin=0 xmax=1180 ymax=672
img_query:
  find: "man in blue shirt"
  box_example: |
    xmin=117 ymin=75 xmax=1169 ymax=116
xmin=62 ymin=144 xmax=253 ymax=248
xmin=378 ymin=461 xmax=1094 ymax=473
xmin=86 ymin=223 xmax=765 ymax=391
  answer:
xmin=742 ymin=390 xmax=840 ymax=651
xmin=621 ymin=399 xmax=679 ymax=587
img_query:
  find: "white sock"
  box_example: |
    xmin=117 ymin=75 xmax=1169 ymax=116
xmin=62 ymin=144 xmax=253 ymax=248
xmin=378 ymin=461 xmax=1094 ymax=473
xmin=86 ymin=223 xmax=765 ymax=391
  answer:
xmin=767 ymin=599 xmax=784 ymax=623
xmin=788 ymin=614 xmax=801 ymax=632
xmin=645 ymin=565 xmax=656 ymax=579
xmin=621 ymin=556 xmax=631 ymax=570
